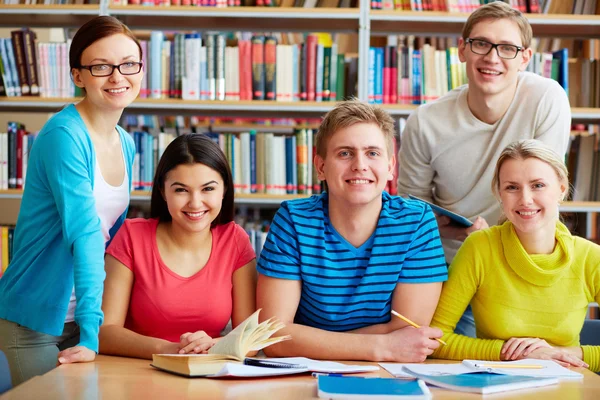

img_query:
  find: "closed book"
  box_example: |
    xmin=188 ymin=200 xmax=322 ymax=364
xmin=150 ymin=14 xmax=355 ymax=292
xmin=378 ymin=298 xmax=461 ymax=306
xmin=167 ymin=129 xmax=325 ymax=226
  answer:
xmin=251 ymin=36 xmax=265 ymax=100
xmin=10 ymin=30 xmax=29 ymax=96
xmin=23 ymin=29 xmax=39 ymax=96
xmin=408 ymin=372 xmax=557 ymax=395
xmin=264 ymin=36 xmax=277 ymax=101
xmin=317 ymin=376 xmax=431 ymax=399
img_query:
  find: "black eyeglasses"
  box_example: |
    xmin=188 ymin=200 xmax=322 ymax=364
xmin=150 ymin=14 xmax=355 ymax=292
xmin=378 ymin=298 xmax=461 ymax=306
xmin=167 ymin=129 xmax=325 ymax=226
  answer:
xmin=79 ymin=61 xmax=143 ymax=77
xmin=465 ymin=38 xmax=524 ymax=60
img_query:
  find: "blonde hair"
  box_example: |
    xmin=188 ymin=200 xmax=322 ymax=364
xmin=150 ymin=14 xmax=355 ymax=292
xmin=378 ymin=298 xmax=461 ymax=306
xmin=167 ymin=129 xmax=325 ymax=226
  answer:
xmin=462 ymin=1 xmax=533 ymax=48
xmin=491 ymin=139 xmax=569 ymax=202
xmin=316 ymin=99 xmax=396 ymax=158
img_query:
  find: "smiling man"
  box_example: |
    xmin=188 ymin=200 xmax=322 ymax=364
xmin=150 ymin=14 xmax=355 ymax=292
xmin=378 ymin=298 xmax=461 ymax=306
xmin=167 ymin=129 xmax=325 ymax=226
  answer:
xmin=397 ymin=2 xmax=571 ymax=337
xmin=256 ymin=100 xmax=449 ymax=362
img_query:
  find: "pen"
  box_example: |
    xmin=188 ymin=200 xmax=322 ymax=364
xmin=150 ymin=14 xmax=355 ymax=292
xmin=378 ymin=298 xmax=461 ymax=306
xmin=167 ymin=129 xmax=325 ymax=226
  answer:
xmin=391 ymin=310 xmax=447 ymax=346
xmin=312 ymin=373 xmax=344 ymax=378
xmin=243 ymin=358 xmax=307 ymax=369
xmin=473 ymin=363 xmax=545 ymax=369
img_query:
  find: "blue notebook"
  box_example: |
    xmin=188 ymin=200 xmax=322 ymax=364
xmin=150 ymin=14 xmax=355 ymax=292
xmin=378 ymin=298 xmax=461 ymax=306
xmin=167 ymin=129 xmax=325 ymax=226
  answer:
xmin=317 ymin=375 xmax=431 ymax=399
xmin=406 ymin=372 xmax=558 ymax=395
xmin=408 ymin=195 xmax=473 ymax=227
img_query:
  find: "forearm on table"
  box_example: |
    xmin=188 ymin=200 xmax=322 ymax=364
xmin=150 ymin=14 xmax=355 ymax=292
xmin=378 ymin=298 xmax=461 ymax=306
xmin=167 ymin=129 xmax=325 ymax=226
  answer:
xmin=99 ymin=325 xmax=175 ymax=360
xmin=262 ymin=323 xmax=382 ymax=361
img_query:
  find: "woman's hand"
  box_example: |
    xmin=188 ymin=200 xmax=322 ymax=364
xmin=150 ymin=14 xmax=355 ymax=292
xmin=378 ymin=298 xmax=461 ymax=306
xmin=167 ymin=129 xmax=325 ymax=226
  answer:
xmin=57 ymin=346 xmax=96 ymax=364
xmin=501 ymin=337 xmax=552 ymax=360
xmin=526 ymin=347 xmax=589 ymax=368
xmin=178 ymin=331 xmax=216 ymax=354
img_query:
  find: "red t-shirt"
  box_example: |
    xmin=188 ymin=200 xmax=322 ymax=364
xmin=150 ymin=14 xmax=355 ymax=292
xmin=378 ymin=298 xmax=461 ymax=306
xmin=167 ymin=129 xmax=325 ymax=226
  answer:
xmin=106 ymin=218 xmax=256 ymax=342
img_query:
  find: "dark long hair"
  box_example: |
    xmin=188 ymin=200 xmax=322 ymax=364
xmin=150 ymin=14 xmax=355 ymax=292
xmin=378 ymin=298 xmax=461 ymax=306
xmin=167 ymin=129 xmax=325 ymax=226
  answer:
xmin=150 ymin=134 xmax=234 ymax=226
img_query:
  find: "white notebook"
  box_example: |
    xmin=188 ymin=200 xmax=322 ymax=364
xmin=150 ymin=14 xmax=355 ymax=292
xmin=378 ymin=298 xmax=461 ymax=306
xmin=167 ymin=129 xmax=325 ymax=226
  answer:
xmin=381 ymin=359 xmax=583 ymax=381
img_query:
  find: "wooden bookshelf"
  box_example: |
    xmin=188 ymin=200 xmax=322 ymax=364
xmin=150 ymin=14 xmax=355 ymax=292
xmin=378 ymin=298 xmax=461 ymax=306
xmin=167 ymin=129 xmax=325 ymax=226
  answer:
xmin=0 ymin=97 xmax=340 ymax=117
xmin=0 ymin=5 xmax=100 ymax=28
xmin=109 ymin=6 xmax=360 ymax=32
xmin=369 ymin=11 xmax=600 ymax=38
xmin=4 ymin=189 xmax=600 ymax=210
xmin=0 ymin=189 xmax=310 ymax=206
xmin=2 ymin=97 xmax=600 ymax=120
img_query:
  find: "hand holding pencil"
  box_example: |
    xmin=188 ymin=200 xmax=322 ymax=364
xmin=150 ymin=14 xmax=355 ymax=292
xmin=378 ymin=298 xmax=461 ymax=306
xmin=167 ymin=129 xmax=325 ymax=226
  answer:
xmin=391 ymin=310 xmax=447 ymax=346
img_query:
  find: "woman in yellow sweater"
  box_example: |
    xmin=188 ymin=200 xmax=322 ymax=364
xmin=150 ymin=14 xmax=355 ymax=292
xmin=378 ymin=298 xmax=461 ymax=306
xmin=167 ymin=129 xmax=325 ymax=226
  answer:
xmin=430 ymin=139 xmax=600 ymax=372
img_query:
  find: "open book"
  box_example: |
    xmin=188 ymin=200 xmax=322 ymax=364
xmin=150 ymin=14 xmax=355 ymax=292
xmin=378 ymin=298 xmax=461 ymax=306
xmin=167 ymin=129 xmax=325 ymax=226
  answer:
xmin=152 ymin=309 xmax=291 ymax=377
xmin=381 ymin=359 xmax=583 ymax=381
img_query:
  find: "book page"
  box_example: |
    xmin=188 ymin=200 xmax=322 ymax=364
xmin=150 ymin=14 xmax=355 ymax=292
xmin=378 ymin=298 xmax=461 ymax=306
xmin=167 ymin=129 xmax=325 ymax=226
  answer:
xmin=208 ymin=309 xmax=260 ymax=359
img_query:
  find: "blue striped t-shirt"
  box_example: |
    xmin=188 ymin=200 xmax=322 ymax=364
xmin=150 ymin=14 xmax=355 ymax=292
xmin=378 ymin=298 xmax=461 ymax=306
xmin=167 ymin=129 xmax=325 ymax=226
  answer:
xmin=257 ymin=191 xmax=448 ymax=332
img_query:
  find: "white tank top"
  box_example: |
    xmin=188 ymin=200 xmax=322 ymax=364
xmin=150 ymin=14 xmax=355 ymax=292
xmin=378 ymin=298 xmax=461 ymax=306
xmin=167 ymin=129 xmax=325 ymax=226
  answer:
xmin=64 ymin=149 xmax=129 ymax=323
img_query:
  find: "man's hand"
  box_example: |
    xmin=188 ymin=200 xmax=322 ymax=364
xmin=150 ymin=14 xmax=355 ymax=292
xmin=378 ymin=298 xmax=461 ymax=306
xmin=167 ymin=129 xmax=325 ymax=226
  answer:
xmin=436 ymin=215 xmax=488 ymax=241
xmin=57 ymin=346 xmax=96 ymax=364
xmin=376 ymin=326 xmax=443 ymax=363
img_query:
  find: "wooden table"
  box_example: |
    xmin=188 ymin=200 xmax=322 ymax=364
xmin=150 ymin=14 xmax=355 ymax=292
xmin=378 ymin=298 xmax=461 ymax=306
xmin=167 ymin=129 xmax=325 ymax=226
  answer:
xmin=2 ymin=355 xmax=600 ymax=399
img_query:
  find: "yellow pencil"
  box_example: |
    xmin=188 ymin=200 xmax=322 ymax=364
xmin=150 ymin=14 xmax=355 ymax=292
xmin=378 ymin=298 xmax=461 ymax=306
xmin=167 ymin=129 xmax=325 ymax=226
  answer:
xmin=391 ymin=309 xmax=447 ymax=346
xmin=473 ymin=363 xmax=544 ymax=370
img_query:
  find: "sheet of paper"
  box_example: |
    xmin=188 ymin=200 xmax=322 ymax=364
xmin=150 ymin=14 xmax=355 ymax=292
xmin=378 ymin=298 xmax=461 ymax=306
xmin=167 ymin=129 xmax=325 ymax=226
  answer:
xmin=401 ymin=363 xmax=475 ymax=376
xmin=379 ymin=363 xmax=424 ymax=378
xmin=462 ymin=359 xmax=584 ymax=380
xmin=209 ymin=363 xmax=309 ymax=378
xmin=268 ymin=357 xmax=380 ymax=373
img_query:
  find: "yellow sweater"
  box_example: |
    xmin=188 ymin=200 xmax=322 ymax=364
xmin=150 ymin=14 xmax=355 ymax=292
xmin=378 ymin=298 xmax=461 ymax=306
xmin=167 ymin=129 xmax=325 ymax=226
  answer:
xmin=430 ymin=221 xmax=600 ymax=372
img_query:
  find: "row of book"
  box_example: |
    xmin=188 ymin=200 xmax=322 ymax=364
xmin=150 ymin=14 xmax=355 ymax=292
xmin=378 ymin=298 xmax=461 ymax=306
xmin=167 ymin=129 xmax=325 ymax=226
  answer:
xmin=0 ymin=30 xmax=77 ymax=98
xmin=130 ymin=128 xmax=327 ymax=195
xmin=566 ymin=124 xmax=600 ymax=202
xmin=0 ymin=123 xmax=33 ymax=191
xmin=141 ymin=32 xmax=356 ymax=102
xmin=111 ymin=0 xmax=355 ymax=6
xmin=0 ymin=226 xmax=13 ymax=278
xmin=1 ymin=0 xmax=99 ymax=3
xmin=366 ymin=35 xmax=572 ymax=105
xmin=370 ymin=0 xmax=600 ymax=14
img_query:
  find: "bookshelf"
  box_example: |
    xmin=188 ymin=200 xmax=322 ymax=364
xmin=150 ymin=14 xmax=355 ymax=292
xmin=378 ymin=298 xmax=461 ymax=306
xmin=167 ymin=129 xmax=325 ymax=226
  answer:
xmin=0 ymin=3 xmax=600 ymax=222
xmin=369 ymin=11 xmax=600 ymax=37
xmin=0 ymin=5 xmax=101 ymax=28
xmin=3 ymin=188 xmax=600 ymax=211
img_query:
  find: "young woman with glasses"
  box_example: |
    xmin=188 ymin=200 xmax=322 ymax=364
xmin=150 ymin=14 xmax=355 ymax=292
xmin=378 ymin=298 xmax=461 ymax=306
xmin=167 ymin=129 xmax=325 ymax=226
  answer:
xmin=0 ymin=16 xmax=142 ymax=386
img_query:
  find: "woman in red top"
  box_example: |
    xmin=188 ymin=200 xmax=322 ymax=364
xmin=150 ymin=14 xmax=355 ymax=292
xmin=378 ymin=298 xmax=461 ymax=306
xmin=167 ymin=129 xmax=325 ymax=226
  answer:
xmin=99 ymin=134 xmax=257 ymax=358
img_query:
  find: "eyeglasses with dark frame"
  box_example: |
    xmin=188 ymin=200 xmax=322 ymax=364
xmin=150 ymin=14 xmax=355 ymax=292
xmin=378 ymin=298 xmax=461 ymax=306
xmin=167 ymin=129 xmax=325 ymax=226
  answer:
xmin=465 ymin=38 xmax=524 ymax=60
xmin=79 ymin=61 xmax=143 ymax=77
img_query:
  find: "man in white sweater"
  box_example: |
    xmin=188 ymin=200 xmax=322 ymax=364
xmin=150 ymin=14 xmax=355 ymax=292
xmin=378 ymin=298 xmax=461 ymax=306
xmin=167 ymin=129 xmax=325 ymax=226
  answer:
xmin=397 ymin=2 xmax=571 ymax=335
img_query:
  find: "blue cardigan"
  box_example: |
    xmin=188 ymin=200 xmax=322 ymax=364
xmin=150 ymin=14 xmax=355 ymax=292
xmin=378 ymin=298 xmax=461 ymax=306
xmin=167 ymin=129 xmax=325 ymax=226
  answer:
xmin=0 ymin=104 xmax=135 ymax=352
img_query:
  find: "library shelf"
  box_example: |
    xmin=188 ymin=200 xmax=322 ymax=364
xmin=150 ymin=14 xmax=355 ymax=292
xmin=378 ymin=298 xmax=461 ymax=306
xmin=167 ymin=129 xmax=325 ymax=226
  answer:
xmin=0 ymin=190 xmax=309 ymax=206
xmin=4 ymin=189 xmax=600 ymax=211
xmin=108 ymin=6 xmax=360 ymax=32
xmin=130 ymin=191 xmax=310 ymax=205
xmin=0 ymin=97 xmax=344 ymax=117
xmin=368 ymin=11 xmax=600 ymax=38
xmin=2 ymin=97 xmax=600 ymax=120
xmin=382 ymin=104 xmax=600 ymax=121
xmin=0 ymin=5 xmax=100 ymax=28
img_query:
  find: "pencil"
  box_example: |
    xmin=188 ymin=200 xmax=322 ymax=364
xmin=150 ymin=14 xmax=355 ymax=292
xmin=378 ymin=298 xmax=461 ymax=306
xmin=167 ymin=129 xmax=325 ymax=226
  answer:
xmin=391 ymin=310 xmax=447 ymax=346
xmin=473 ymin=363 xmax=544 ymax=369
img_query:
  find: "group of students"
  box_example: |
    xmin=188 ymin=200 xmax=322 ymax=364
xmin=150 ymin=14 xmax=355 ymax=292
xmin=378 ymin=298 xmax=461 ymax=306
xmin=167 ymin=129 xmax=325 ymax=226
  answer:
xmin=0 ymin=1 xmax=598 ymax=389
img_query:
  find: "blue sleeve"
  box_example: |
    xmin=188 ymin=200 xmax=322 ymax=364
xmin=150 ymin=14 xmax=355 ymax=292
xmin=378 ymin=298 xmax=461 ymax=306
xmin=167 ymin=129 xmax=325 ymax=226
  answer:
xmin=257 ymin=205 xmax=302 ymax=280
xmin=399 ymin=206 xmax=448 ymax=283
xmin=38 ymin=128 xmax=104 ymax=352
